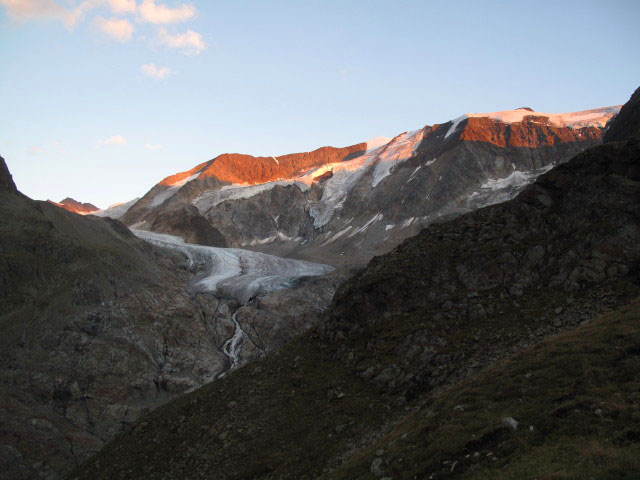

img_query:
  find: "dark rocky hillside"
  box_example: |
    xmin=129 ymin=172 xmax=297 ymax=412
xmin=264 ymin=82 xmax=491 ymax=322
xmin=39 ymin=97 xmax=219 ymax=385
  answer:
xmin=323 ymin=299 xmax=640 ymax=479
xmin=0 ymin=156 xmax=348 ymax=480
xmin=67 ymin=88 xmax=640 ymax=479
xmin=0 ymin=158 xmax=223 ymax=479
xmin=0 ymin=156 xmax=18 ymax=193
xmin=605 ymin=86 xmax=640 ymax=143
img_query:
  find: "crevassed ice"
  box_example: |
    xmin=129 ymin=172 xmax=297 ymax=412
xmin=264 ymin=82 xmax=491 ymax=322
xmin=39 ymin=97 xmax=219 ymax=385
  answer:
xmin=132 ymin=228 xmax=333 ymax=304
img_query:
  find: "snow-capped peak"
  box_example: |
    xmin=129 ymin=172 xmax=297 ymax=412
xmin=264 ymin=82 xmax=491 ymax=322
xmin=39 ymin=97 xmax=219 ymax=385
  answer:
xmin=445 ymin=105 xmax=621 ymax=139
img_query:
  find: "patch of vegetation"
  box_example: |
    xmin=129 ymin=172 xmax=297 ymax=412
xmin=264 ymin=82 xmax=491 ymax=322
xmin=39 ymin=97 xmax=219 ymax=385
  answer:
xmin=323 ymin=299 xmax=640 ymax=480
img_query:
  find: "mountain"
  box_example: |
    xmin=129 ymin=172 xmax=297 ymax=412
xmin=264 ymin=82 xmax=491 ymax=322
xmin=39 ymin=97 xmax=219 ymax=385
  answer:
xmin=0 ymin=157 xmax=337 ymax=479
xmin=66 ymin=90 xmax=639 ymax=480
xmin=47 ymin=197 xmax=101 ymax=215
xmin=120 ymin=106 xmax=619 ymax=265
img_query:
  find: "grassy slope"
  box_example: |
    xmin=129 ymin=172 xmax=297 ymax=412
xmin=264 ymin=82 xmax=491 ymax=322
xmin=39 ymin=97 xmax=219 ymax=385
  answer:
xmin=324 ymin=299 xmax=640 ymax=480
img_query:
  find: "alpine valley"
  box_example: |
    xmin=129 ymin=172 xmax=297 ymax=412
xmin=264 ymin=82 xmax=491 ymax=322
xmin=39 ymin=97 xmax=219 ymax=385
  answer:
xmin=1 ymin=89 xmax=639 ymax=480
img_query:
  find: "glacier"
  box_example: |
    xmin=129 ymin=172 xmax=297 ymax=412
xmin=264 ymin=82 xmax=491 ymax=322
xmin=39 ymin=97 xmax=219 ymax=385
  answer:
xmin=132 ymin=229 xmax=333 ymax=304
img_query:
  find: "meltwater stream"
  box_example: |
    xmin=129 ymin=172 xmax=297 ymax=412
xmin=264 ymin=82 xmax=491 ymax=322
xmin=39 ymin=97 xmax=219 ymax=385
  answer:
xmin=132 ymin=228 xmax=333 ymax=371
xmin=221 ymin=312 xmax=246 ymax=370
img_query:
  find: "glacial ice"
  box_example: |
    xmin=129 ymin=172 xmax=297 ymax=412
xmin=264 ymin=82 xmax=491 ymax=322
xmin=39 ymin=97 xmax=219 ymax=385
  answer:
xmin=132 ymin=229 xmax=333 ymax=304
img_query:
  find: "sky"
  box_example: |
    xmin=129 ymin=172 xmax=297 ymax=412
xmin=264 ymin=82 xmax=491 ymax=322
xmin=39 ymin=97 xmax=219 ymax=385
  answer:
xmin=1 ymin=0 xmax=639 ymax=208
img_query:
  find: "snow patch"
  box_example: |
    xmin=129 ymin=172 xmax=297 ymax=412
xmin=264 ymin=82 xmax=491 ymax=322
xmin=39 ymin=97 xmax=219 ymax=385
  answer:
xmin=151 ymin=172 xmax=201 ymax=207
xmin=445 ymin=115 xmax=468 ymax=139
xmin=347 ymin=213 xmax=383 ymax=238
xmin=193 ymin=180 xmax=309 ymax=213
xmin=480 ymin=163 xmax=556 ymax=191
xmin=371 ymin=128 xmax=425 ymax=188
xmin=408 ymin=165 xmax=422 ymax=182
xmin=401 ymin=217 xmax=415 ymax=228
xmin=306 ymin=150 xmax=380 ymax=227
xmin=320 ymin=226 xmax=353 ymax=246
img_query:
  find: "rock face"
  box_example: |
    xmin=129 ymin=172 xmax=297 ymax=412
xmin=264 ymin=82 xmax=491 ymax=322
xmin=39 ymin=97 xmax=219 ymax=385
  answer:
xmin=67 ymin=92 xmax=639 ymax=480
xmin=0 ymin=155 xmax=17 ymax=193
xmin=0 ymin=167 xmax=339 ymax=479
xmin=604 ymin=85 xmax=640 ymax=142
xmin=148 ymin=204 xmax=229 ymax=247
xmin=48 ymin=197 xmax=101 ymax=215
xmin=120 ymin=106 xmax=619 ymax=264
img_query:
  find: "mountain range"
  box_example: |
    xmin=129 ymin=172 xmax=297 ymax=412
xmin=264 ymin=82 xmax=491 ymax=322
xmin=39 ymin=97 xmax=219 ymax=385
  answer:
xmin=68 ymin=86 xmax=640 ymax=480
xmin=100 ymin=106 xmax=619 ymax=264
xmin=1 ymin=89 xmax=638 ymax=480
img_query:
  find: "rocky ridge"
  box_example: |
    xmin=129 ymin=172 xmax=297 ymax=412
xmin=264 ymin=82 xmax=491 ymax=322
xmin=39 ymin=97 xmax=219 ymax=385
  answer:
xmin=117 ymin=106 xmax=619 ymax=265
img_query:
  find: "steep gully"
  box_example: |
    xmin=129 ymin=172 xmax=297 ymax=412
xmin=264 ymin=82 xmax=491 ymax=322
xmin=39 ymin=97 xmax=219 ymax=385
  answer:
xmin=132 ymin=228 xmax=332 ymax=373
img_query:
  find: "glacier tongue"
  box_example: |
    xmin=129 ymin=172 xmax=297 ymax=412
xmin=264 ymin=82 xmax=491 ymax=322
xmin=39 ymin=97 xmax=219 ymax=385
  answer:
xmin=132 ymin=229 xmax=333 ymax=304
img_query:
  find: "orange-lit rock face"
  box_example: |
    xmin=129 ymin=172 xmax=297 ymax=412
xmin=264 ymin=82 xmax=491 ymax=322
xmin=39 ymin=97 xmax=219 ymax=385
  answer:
xmin=159 ymin=144 xmax=367 ymax=187
xmin=460 ymin=117 xmax=603 ymax=148
xmin=49 ymin=198 xmax=100 ymax=214
xmin=159 ymin=160 xmax=212 ymax=186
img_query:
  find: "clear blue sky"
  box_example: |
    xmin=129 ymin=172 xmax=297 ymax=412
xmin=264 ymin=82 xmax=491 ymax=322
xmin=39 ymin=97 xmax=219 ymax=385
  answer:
xmin=1 ymin=0 xmax=639 ymax=208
